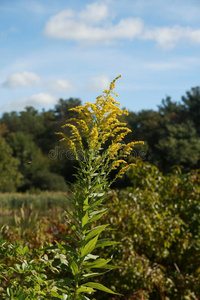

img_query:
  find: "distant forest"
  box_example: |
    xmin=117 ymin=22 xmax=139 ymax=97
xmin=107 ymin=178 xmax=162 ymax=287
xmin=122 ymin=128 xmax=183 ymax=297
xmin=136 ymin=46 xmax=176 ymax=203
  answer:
xmin=1 ymin=86 xmax=200 ymax=192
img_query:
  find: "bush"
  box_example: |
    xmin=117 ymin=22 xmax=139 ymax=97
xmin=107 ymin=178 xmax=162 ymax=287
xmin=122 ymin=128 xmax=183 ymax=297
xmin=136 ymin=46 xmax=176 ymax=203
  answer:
xmin=32 ymin=170 xmax=68 ymax=191
xmin=96 ymin=160 xmax=200 ymax=299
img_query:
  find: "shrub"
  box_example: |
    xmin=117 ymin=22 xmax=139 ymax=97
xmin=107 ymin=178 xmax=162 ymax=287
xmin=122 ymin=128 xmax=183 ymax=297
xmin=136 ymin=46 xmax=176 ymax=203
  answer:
xmin=32 ymin=170 xmax=68 ymax=191
xmin=96 ymin=160 xmax=200 ymax=299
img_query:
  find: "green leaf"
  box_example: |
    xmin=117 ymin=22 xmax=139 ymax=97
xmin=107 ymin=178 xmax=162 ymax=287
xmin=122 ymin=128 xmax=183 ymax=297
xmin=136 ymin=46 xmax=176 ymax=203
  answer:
xmin=55 ymin=277 xmax=73 ymax=287
xmin=63 ymin=244 xmax=78 ymax=256
xmin=54 ymin=234 xmax=78 ymax=244
xmin=55 ymin=253 xmax=69 ymax=265
xmin=64 ymin=208 xmax=76 ymax=217
xmin=95 ymin=239 xmax=120 ymax=248
xmin=83 ymin=282 xmax=120 ymax=295
xmin=89 ymin=208 xmax=108 ymax=223
xmin=83 ymin=196 xmax=89 ymax=209
xmin=77 ymin=286 xmax=95 ymax=294
xmin=85 ymin=225 xmax=109 ymax=241
xmin=101 ymin=264 xmax=120 ymax=270
xmin=70 ymin=261 xmax=79 ymax=275
xmin=81 ymin=272 xmax=104 ymax=279
xmin=16 ymin=245 xmax=29 ymax=256
xmin=7 ymin=287 xmax=13 ymax=297
xmin=84 ymin=254 xmax=99 ymax=261
xmin=82 ymin=210 xmax=89 ymax=228
xmin=81 ymin=235 xmax=99 ymax=258
xmin=83 ymin=258 xmax=111 ymax=269
xmin=91 ymin=182 xmax=105 ymax=190
xmin=42 ymin=245 xmax=57 ymax=251
xmin=54 ymin=240 xmax=77 ymax=256
xmin=80 ymin=296 xmax=90 ymax=300
xmin=87 ymin=198 xmax=104 ymax=210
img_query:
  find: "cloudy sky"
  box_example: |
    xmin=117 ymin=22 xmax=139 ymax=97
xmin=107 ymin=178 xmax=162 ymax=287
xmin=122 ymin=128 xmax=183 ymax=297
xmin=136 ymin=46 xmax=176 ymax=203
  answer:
xmin=1 ymin=0 xmax=200 ymax=115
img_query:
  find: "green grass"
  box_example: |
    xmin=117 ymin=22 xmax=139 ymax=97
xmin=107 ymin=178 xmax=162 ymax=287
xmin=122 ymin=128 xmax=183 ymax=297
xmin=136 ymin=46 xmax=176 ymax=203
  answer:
xmin=0 ymin=191 xmax=71 ymax=226
xmin=0 ymin=191 xmax=70 ymax=213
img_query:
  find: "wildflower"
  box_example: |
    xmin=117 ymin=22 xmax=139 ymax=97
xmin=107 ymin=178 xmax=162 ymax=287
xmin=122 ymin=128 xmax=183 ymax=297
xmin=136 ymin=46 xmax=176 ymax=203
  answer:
xmin=56 ymin=75 xmax=143 ymax=180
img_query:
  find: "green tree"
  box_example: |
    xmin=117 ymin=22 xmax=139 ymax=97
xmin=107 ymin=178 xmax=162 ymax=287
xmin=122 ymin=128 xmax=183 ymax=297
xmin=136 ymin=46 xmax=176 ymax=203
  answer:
xmin=8 ymin=132 xmax=47 ymax=191
xmin=0 ymin=122 xmax=9 ymax=138
xmin=125 ymin=109 xmax=164 ymax=167
xmin=54 ymin=98 xmax=82 ymax=122
xmin=1 ymin=111 xmax=21 ymax=133
xmin=181 ymin=87 xmax=200 ymax=134
xmin=156 ymin=120 xmax=200 ymax=172
xmin=0 ymin=137 xmax=22 ymax=192
xmin=158 ymin=96 xmax=183 ymax=115
xmin=1 ymin=107 xmax=45 ymax=139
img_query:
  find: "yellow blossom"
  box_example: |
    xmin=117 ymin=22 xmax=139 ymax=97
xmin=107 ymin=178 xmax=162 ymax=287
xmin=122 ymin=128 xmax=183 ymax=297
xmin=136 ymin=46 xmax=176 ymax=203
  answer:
xmin=56 ymin=74 xmax=144 ymax=181
xmin=114 ymin=163 xmax=136 ymax=180
xmin=89 ymin=126 xmax=99 ymax=149
xmin=108 ymin=160 xmax=127 ymax=174
xmin=119 ymin=141 xmax=144 ymax=157
xmin=55 ymin=132 xmax=77 ymax=154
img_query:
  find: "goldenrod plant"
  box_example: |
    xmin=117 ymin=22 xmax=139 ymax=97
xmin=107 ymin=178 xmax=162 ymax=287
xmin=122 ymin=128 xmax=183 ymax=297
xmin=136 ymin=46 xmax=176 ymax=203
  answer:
xmin=53 ymin=75 xmax=144 ymax=299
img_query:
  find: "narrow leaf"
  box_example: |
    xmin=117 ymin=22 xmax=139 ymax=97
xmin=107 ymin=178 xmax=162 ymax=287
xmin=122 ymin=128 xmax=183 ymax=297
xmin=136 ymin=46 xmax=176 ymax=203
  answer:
xmin=95 ymin=239 xmax=120 ymax=248
xmin=87 ymin=198 xmax=104 ymax=210
xmin=85 ymin=225 xmax=109 ymax=241
xmin=81 ymin=272 xmax=104 ymax=279
xmin=89 ymin=209 xmax=108 ymax=223
xmin=82 ymin=211 xmax=89 ymax=228
xmin=83 ymin=258 xmax=111 ymax=269
xmin=81 ymin=235 xmax=99 ymax=258
xmin=54 ymin=234 xmax=78 ymax=244
xmin=77 ymin=286 xmax=95 ymax=294
xmin=83 ymin=282 xmax=120 ymax=295
xmin=84 ymin=254 xmax=99 ymax=261
xmin=55 ymin=277 xmax=73 ymax=287
xmin=70 ymin=261 xmax=79 ymax=275
xmin=83 ymin=196 xmax=89 ymax=208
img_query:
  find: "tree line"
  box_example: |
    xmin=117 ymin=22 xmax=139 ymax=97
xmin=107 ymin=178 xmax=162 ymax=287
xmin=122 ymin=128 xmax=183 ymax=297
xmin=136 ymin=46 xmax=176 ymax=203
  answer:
xmin=1 ymin=86 xmax=200 ymax=192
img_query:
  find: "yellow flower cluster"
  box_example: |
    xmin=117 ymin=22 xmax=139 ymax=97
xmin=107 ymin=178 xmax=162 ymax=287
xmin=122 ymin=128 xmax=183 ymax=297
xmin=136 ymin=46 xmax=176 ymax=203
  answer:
xmin=56 ymin=75 xmax=144 ymax=178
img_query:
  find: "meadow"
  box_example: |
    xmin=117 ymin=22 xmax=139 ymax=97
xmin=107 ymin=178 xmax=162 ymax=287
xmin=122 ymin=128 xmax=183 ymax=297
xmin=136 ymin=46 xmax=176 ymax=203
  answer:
xmin=0 ymin=191 xmax=69 ymax=225
xmin=0 ymin=159 xmax=200 ymax=299
xmin=0 ymin=77 xmax=199 ymax=299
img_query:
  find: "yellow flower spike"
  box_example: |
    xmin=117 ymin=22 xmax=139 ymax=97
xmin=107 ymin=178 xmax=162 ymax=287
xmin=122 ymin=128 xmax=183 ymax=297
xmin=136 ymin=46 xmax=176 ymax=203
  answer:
xmin=62 ymin=124 xmax=83 ymax=148
xmin=109 ymin=75 xmax=122 ymax=92
xmin=119 ymin=140 xmax=144 ymax=156
xmin=103 ymin=89 xmax=110 ymax=94
xmin=57 ymin=74 xmax=144 ymax=182
xmin=66 ymin=118 xmax=90 ymax=136
xmin=89 ymin=126 xmax=99 ymax=149
xmin=112 ymin=131 xmax=130 ymax=145
xmin=106 ymin=142 xmax=123 ymax=162
xmin=55 ymin=132 xmax=77 ymax=155
xmin=69 ymin=106 xmax=93 ymax=125
xmin=108 ymin=160 xmax=127 ymax=173
xmin=114 ymin=163 xmax=136 ymax=180
xmin=119 ymin=142 xmax=136 ymax=157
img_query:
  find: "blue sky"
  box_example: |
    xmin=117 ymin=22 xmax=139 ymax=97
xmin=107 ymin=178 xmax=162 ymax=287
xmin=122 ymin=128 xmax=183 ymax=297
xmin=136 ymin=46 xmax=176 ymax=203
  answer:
xmin=1 ymin=0 xmax=200 ymax=115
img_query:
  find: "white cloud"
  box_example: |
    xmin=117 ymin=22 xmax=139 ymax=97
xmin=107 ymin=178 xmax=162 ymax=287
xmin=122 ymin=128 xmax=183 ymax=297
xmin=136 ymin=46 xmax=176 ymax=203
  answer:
xmin=0 ymin=93 xmax=56 ymax=114
xmin=79 ymin=3 xmax=109 ymax=24
xmin=142 ymin=26 xmax=200 ymax=49
xmin=3 ymin=71 xmax=41 ymax=88
xmin=86 ymin=75 xmax=110 ymax=91
xmin=44 ymin=3 xmax=143 ymax=44
xmin=44 ymin=2 xmax=200 ymax=49
xmin=26 ymin=93 xmax=56 ymax=106
xmin=47 ymin=79 xmax=76 ymax=92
